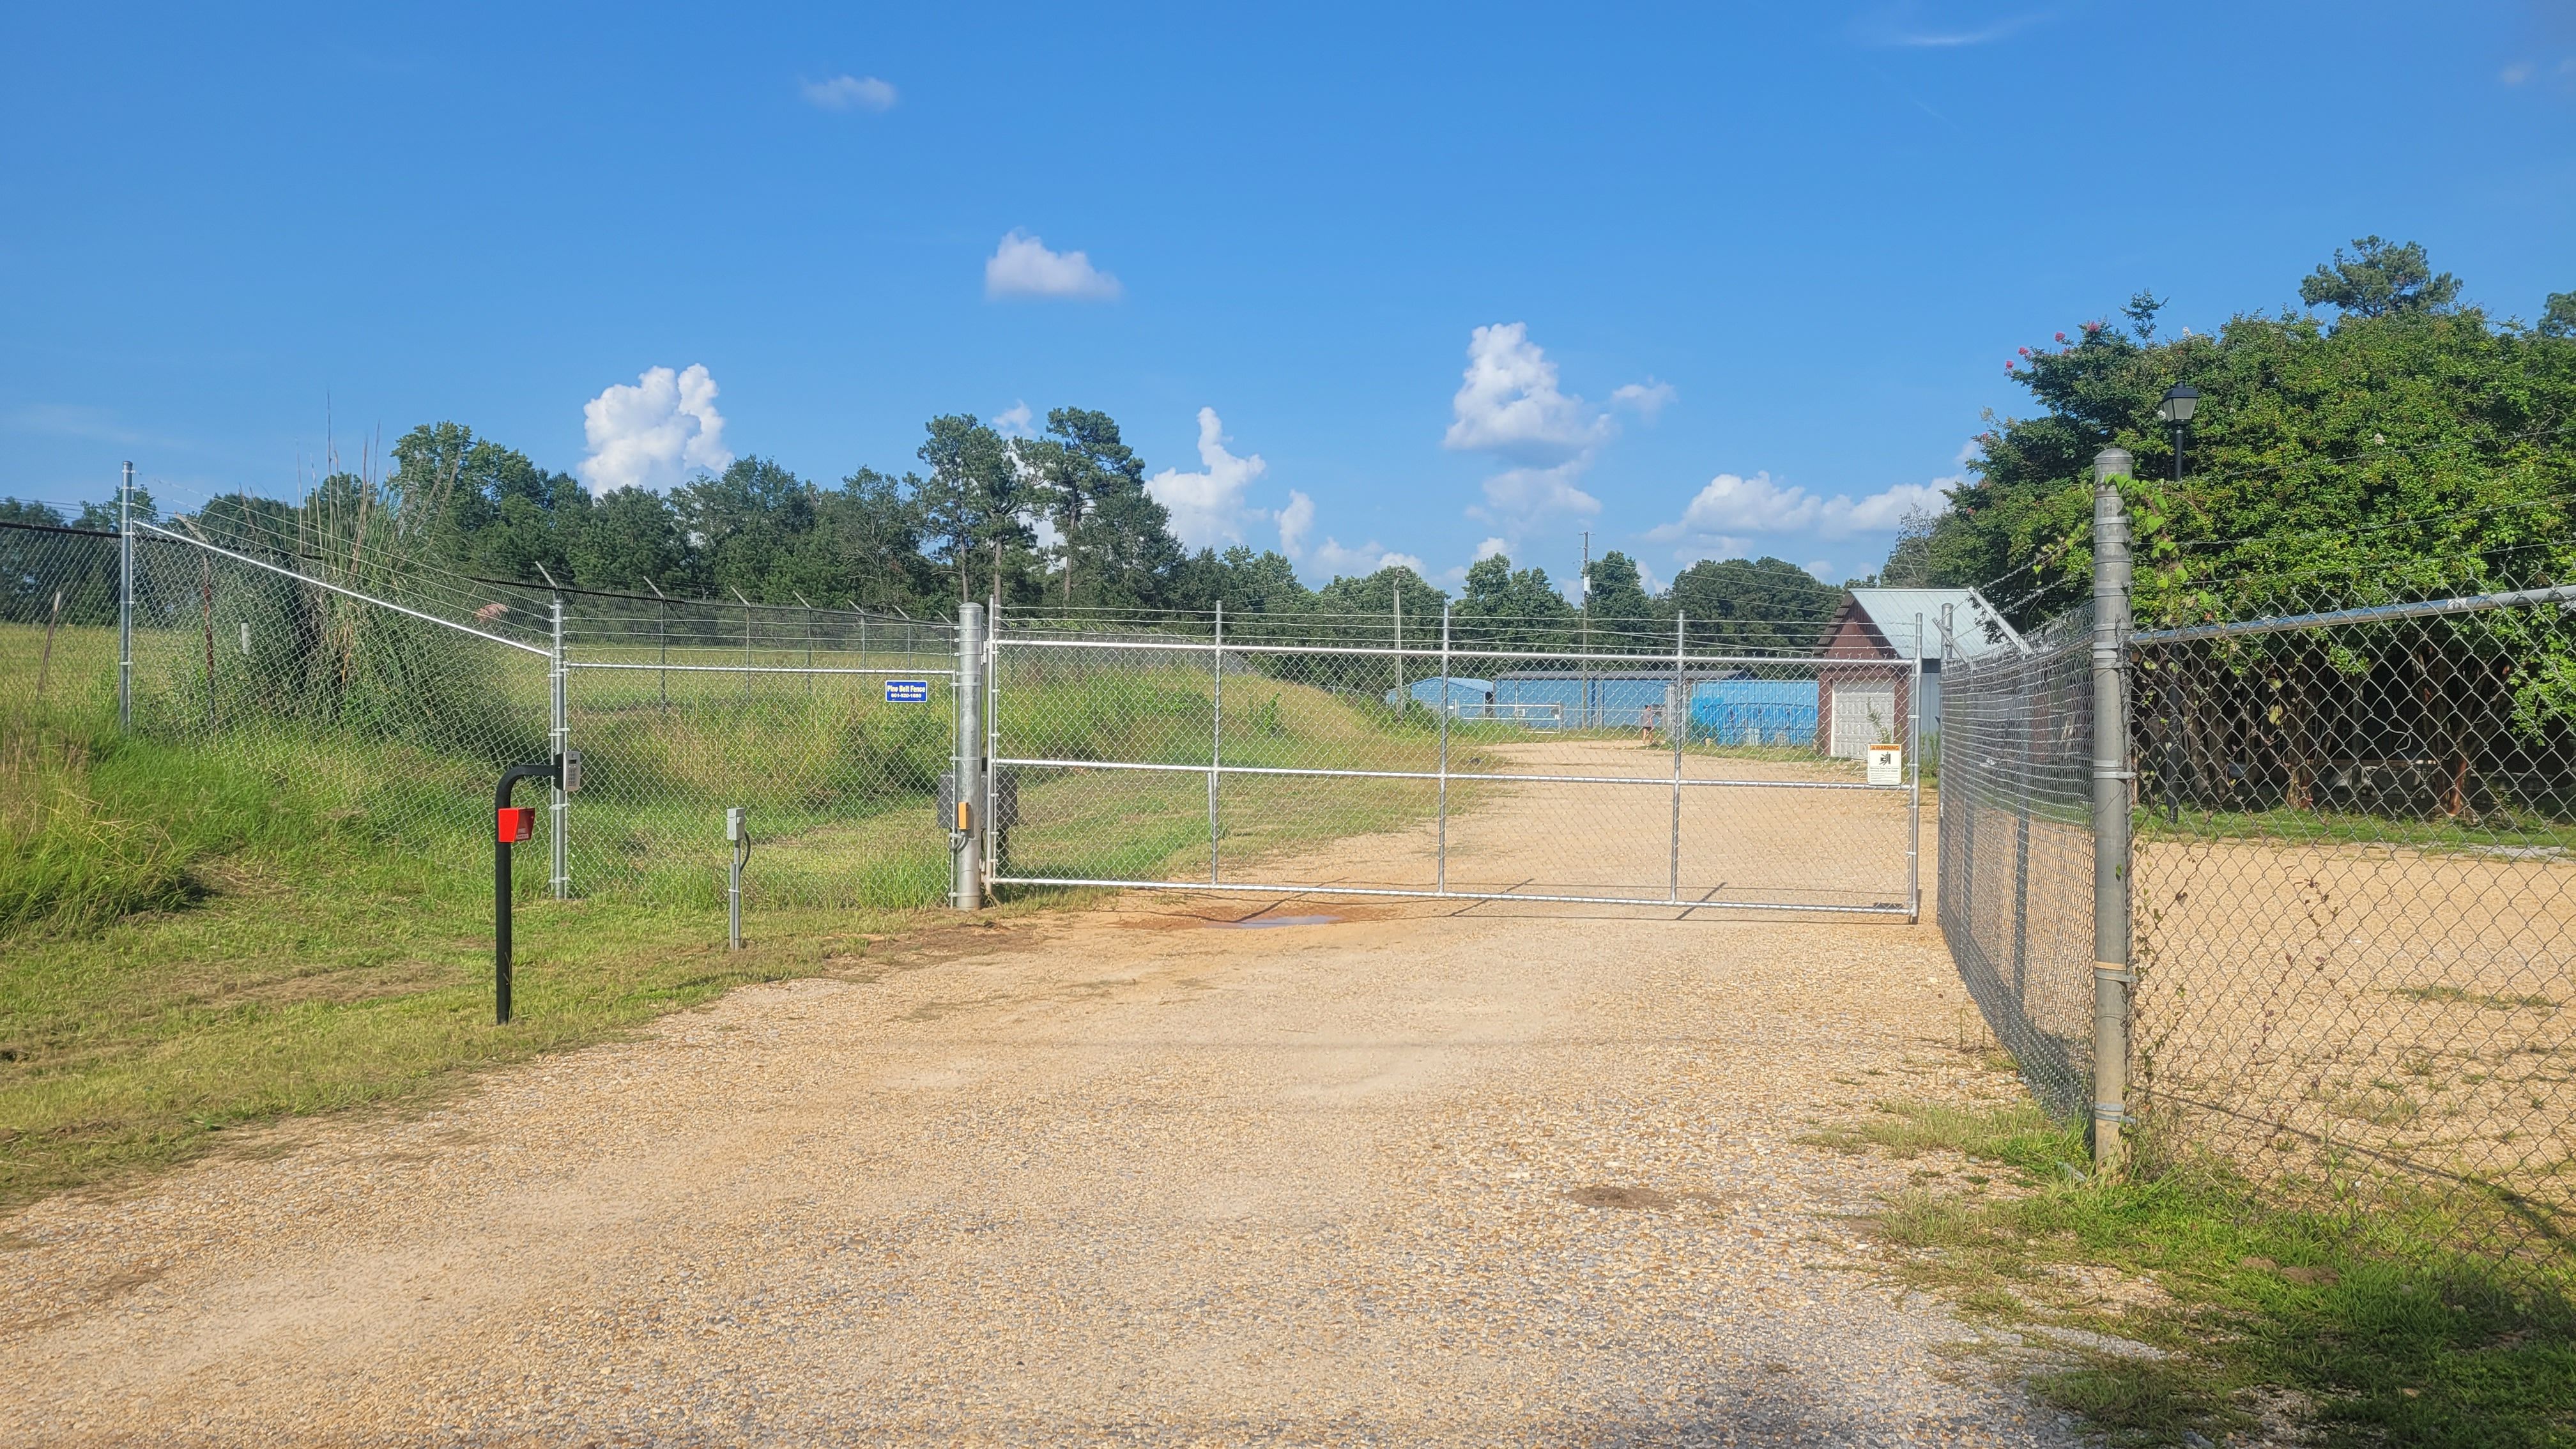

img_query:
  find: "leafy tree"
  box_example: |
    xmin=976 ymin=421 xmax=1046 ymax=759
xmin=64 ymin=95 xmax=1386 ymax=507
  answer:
xmin=1872 ymin=507 xmax=1940 ymax=588
xmin=1455 ymin=553 xmax=1573 ymax=651
xmin=1579 ymin=549 xmax=1655 ymax=649
xmin=1932 ymin=239 xmax=2576 ymax=628
xmin=392 ymin=421 xmax=587 ymax=581
xmin=1019 ymin=408 xmax=1141 ymax=606
xmin=916 ymin=415 xmax=1029 ymax=610
xmin=2540 ymin=290 xmax=2576 ymax=341
xmin=2298 ymin=235 xmax=2462 ymax=320
xmin=1662 ymin=556 xmax=1841 ymax=654
xmin=571 ymin=486 xmax=686 ymax=594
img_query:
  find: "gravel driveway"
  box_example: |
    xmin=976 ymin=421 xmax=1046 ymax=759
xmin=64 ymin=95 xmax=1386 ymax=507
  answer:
xmin=1 ymin=827 xmax=2076 ymax=1445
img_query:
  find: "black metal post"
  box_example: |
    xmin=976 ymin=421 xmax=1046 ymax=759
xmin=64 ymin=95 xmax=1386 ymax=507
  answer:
xmin=494 ymin=761 xmax=559 ymax=1024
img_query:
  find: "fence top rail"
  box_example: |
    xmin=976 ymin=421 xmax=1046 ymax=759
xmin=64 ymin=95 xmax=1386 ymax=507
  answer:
xmin=993 ymin=634 xmax=1883 ymax=670
xmin=131 ymin=519 xmax=553 ymax=658
xmin=0 ymin=518 xmax=120 ymax=540
xmin=564 ymin=661 xmax=956 ymax=677
xmin=2130 ymin=581 xmax=2576 ymax=645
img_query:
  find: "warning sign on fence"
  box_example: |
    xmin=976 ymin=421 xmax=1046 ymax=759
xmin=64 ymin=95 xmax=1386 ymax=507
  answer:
xmin=1867 ymin=744 xmax=1903 ymax=785
xmin=884 ymin=679 xmax=930 ymax=703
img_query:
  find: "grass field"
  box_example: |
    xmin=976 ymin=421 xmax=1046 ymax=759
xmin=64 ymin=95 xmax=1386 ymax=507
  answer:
xmin=1814 ymin=1096 xmax=2576 ymax=1446
xmin=0 ymin=625 xmax=1501 ymax=1206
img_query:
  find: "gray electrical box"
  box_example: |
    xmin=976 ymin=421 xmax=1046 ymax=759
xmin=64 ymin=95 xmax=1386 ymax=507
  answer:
xmin=726 ymin=806 xmax=746 ymax=843
xmin=557 ymin=749 xmax=583 ymax=794
xmin=937 ymin=768 xmax=1018 ymax=829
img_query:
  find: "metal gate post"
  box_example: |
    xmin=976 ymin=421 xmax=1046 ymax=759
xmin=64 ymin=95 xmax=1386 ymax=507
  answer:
xmin=1438 ymin=601 xmax=1451 ymax=894
xmin=118 ymin=461 xmax=133 ymax=732
xmin=1209 ymin=601 xmax=1223 ymax=884
xmin=549 ymin=594 xmax=570 ymax=900
xmin=2090 ymin=447 xmax=2136 ymax=1179
xmin=1669 ymin=611 xmax=1685 ymax=903
xmin=951 ymin=602 xmax=985 ymax=910
xmin=985 ymin=599 xmax=1001 ymax=882
xmin=1908 ymin=614 xmax=1923 ymax=923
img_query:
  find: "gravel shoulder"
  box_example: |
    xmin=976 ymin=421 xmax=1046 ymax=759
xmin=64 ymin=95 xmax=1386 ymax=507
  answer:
xmin=1 ymin=790 xmax=2074 ymax=1446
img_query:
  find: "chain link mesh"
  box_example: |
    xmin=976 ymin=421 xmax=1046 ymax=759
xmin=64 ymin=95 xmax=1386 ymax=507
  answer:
xmin=4 ymin=517 xmax=958 ymax=917
xmin=988 ymin=611 xmax=1918 ymax=913
xmin=2131 ymin=585 xmax=2576 ymax=1246
xmin=1945 ymin=567 xmax=2576 ymax=1252
xmin=1936 ymin=604 xmax=2098 ymax=1119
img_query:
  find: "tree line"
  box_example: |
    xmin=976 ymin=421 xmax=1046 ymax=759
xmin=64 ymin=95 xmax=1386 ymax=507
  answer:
xmin=6 ymin=406 xmax=1851 ymax=653
xmin=1885 ymin=237 xmax=2576 ymax=627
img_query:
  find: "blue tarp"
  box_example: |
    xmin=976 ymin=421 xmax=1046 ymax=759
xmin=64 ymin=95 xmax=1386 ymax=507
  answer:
xmin=1689 ymin=679 xmax=1819 ymax=745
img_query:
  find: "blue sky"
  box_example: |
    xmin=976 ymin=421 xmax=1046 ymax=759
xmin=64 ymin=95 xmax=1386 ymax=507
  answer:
xmin=4 ymin=2 xmax=2572 ymax=593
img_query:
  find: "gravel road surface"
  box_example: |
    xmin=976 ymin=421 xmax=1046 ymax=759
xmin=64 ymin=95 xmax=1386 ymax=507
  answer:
xmin=2 ymin=797 xmax=2076 ymax=1446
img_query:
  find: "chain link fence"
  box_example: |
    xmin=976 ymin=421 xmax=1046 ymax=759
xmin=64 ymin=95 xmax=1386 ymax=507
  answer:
xmin=1937 ymin=604 xmax=2097 ymax=1119
xmin=2129 ymin=585 xmax=2576 ymax=1243
xmin=1944 ymin=539 xmax=2576 ymax=1255
xmin=988 ymin=608 xmax=1921 ymax=914
xmin=3 ymin=513 xmax=958 ymax=919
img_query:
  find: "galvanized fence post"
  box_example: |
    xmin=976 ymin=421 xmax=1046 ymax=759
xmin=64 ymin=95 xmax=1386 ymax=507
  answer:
xmin=1438 ymin=601 xmax=1451 ymax=894
xmin=1909 ymin=614 xmax=1923 ymax=923
xmin=550 ymin=594 xmax=570 ymax=900
xmin=1669 ymin=611 xmax=1685 ymax=903
xmin=2090 ymin=447 xmax=2136 ymax=1178
xmin=951 ymin=602 xmax=985 ymax=910
xmin=118 ymin=461 xmax=133 ymax=732
xmin=1209 ymin=601 xmax=1223 ymax=884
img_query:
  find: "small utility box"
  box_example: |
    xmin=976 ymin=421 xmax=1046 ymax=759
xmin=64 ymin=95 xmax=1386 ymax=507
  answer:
xmin=1867 ymin=743 xmax=1904 ymax=786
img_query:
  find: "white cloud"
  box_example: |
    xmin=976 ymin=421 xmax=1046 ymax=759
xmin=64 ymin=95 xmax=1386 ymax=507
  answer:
xmin=1473 ymin=537 xmax=1509 ymax=562
xmin=2503 ymin=61 xmax=2534 ymax=85
xmin=990 ymin=401 xmax=1035 ymax=436
xmin=1646 ymin=471 xmax=1949 ymax=544
xmin=802 ymin=74 xmax=897 ymax=111
xmin=1276 ymin=490 xmax=1315 ymax=560
xmin=1443 ymin=322 xmax=1606 ymax=465
xmin=1610 ymin=380 xmax=1677 ymax=419
xmin=578 ymin=364 xmax=732 ymax=495
xmin=1146 ymin=407 xmax=1269 ymax=550
xmin=1441 ymin=323 xmax=1669 ymax=537
xmin=1307 ymin=537 xmax=1413 ymax=579
xmin=985 ymin=230 xmax=1121 ymax=301
xmin=1802 ymin=560 xmax=1836 ymax=582
xmin=1475 ymin=461 xmax=1600 ymax=523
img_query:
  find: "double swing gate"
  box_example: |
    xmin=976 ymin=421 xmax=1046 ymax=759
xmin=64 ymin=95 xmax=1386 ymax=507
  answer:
xmin=972 ymin=608 xmax=1923 ymax=918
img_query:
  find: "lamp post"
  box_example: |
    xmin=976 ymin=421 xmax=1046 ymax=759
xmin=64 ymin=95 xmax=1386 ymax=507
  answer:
xmin=2157 ymin=383 xmax=2200 ymax=482
xmin=2152 ymin=383 xmax=2199 ymax=829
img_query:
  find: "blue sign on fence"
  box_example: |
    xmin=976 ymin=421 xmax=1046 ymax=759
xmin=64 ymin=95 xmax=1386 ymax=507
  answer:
xmin=884 ymin=679 xmax=930 ymax=703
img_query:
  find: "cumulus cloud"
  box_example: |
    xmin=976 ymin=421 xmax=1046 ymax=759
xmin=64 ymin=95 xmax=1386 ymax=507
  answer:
xmin=1276 ymin=490 xmax=1315 ymax=560
xmin=990 ymin=401 xmax=1036 ymax=436
xmin=1473 ymin=537 xmax=1509 ymax=562
xmin=1647 ymin=472 xmax=1951 ymax=544
xmin=1610 ymin=380 xmax=1677 ymax=419
xmin=802 ymin=75 xmax=897 ymax=111
xmin=1303 ymin=537 xmax=1417 ymax=578
xmin=578 ymin=364 xmax=733 ymax=495
xmin=985 ymin=230 xmax=1121 ymax=301
xmin=1443 ymin=323 xmax=1606 ymax=465
xmin=1146 ymin=408 xmax=1270 ymax=550
xmin=1476 ymin=462 xmax=1600 ymax=523
xmin=1440 ymin=323 xmax=1672 ymax=536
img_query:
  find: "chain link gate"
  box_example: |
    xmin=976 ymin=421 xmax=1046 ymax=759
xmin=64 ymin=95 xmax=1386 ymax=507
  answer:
xmin=979 ymin=609 xmax=1922 ymax=917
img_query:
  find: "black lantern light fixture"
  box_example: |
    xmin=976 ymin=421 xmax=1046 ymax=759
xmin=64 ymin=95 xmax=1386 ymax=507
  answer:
xmin=2158 ymin=383 xmax=2200 ymax=480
